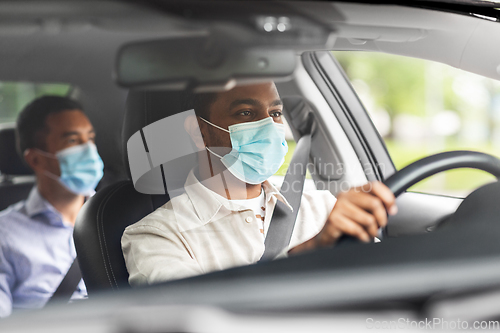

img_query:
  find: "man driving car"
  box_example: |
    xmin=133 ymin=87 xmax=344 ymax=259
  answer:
xmin=122 ymin=82 xmax=397 ymax=285
xmin=0 ymin=96 xmax=104 ymax=317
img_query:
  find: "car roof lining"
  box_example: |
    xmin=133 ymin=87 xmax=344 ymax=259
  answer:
xmin=0 ymin=1 xmax=497 ymax=85
xmin=331 ymin=3 xmax=500 ymax=82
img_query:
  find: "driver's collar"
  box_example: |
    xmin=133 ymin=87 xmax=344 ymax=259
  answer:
xmin=183 ymin=169 xmax=292 ymax=227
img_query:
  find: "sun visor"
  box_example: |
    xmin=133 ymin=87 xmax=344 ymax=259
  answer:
xmin=127 ymin=109 xmax=202 ymax=195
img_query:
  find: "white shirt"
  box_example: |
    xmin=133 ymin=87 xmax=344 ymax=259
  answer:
xmin=121 ymin=170 xmax=337 ymax=286
xmin=226 ymin=189 xmax=266 ymax=236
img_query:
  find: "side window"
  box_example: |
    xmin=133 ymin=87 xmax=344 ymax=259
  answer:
xmin=270 ymin=117 xmax=316 ymax=191
xmin=0 ymin=82 xmax=71 ymax=125
xmin=274 ymin=117 xmax=295 ymax=176
xmin=333 ymin=51 xmax=500 ymax=197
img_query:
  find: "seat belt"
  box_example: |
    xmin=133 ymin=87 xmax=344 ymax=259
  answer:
xmin=45 ymin=257 xmax=82 ymax=306
xmin=260 ymin=114 xmax=314 ymax=261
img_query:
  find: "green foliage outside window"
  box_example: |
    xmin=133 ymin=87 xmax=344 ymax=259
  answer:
xmin=333 ymin=51 xmax=500 ymax=197
xmin=0 ymin=82 xmax=71 ymax=124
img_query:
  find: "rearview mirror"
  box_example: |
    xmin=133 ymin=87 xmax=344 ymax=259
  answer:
xmin=115 ymin=34 xmax=297 ymax=91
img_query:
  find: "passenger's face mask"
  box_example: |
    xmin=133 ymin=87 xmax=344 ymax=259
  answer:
xmin=35 ymin=142 xmax=104 ymax=195
xmin=200 ymin=117 xmax=288 ymax=184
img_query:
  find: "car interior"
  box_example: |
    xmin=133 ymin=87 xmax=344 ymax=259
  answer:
xmin=2 ymin=0 xmax=500 ymax=330
xmin=0 ymin=126 xmax=35 ymax=211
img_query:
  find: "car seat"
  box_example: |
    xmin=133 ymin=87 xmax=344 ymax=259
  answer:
xmin=0 ymin=126 xmax=35 ymax=211
xmin=73 ymin=90 xmax=187 ymax=294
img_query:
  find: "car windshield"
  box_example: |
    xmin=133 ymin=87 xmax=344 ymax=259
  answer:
xmin=2 ymin=0 xmax=500 ymax=330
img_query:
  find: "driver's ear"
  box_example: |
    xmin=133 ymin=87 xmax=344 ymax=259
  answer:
xmin=184 ymin=115 xmax=206 ymax=150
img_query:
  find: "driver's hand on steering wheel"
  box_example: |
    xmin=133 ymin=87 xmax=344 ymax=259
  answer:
xmin=289 ymin=182 xmax=397 ymax=254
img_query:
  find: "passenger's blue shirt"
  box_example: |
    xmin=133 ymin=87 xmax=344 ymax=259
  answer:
xmin=0 ymin=186 xmax=86 ymax=317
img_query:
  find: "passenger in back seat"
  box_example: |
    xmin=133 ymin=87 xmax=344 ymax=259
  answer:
xmin=0 ymin=96 xmax=104 ymax=317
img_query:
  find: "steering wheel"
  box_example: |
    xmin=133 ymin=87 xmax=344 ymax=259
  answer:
xmin=383 ymin=150 xmax=500 ymax=197
xmin=336 ymin=150 xmax=500 ymax=246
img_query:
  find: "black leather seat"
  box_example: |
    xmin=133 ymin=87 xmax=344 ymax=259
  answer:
xmin=74 ymin=91 xmax=188 ymax=294
xmin=0 ymin=126 xmax=35 ymax=211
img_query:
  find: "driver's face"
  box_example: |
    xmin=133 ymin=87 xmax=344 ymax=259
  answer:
xmin=201 ymin=82 xmax=283 ymax=149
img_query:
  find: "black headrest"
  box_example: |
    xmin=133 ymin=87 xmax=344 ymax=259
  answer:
xmin=122 ymin=90 xmax=188 ymax=179
xmin=0 ymin=126 xmax=33 ymax=176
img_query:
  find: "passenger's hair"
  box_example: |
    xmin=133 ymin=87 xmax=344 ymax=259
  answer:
xmin=16 ymin=95 xmax=84 ymax=156
xmin=183 ymin=90 xmax=219 ymax=121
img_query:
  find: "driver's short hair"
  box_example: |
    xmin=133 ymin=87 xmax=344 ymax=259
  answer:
xmin=183 ymin=90 xmax=218 ymax=121
xmin=16 ymin=95 xmax=84 ymax=157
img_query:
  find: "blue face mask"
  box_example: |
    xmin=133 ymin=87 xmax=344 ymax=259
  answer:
xmin=200 ymin=117 xmax=288 ymax=185
xmin=37 ymin=142 xmax=104 ymax=195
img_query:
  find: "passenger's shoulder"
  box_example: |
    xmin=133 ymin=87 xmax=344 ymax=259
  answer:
xmin=0 ymin=203 xmax=26 ymax=247
xmin=0 ymin=201 xmax=25 ymax=225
